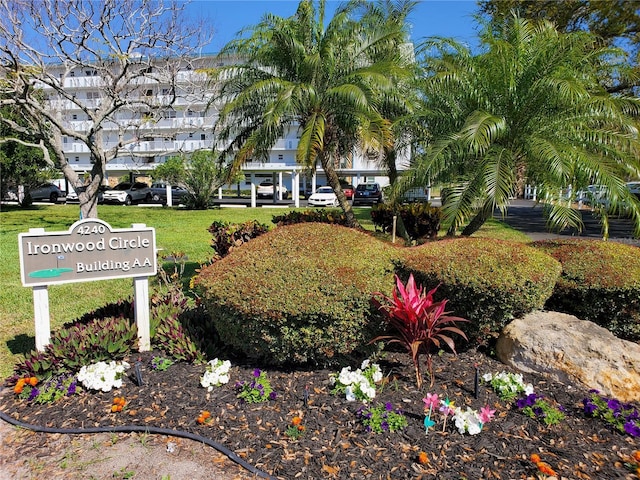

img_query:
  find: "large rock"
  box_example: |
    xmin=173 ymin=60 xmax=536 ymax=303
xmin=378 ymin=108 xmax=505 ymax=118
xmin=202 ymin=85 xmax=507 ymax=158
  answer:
xmin=496 ymin=311 xmax=640 ymax=402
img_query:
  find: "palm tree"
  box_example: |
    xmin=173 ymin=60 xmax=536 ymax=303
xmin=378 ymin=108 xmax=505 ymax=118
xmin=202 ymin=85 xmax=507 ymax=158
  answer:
xmin=210 ymin=0 xmax=415 ymax=228
xmin=399 ymin=13 xmax=640 ymax=237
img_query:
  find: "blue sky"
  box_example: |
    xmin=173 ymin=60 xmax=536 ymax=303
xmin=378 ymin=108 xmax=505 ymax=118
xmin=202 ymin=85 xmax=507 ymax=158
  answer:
xmin=184 ymin=0 xmax=481 ymax=53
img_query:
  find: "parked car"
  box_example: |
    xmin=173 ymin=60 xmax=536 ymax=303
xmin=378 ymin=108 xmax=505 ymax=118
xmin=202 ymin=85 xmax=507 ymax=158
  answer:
xmin=102 ymin=181 xmax=151 ymax=205
xmin=341 ymin=184 xmax=355 ymax=200
xmin=28 ymin=183 xmax=65 ymax=203
xmin=627 ymin=181 xmax=640 ymax=200
xmin=308 ymin=186 xmax=339 ymax=207
xmin=353 ymin=182 xmax=383 ymax=206
xmin=257 ymin=181 xmax=288 ymax=199
xmin=66 ymin=185 xmax=107 ymax=204
xmin=149 ymin=183 xmax=189 ymax=205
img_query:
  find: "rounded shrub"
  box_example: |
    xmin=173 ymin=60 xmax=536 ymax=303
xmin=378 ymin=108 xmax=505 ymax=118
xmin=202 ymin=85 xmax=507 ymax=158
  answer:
xmin=396 ymin=237 xmax=562 ymax=343
xmin=531 ymin=239 xmax=640 ymax=341
xmin=194 ymin=223 xmax=400 ymax=366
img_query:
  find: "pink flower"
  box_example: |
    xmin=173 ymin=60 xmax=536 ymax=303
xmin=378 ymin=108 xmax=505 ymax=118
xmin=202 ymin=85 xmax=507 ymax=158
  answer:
xmin=479 ymin=406 xmax=496 ymax=424
xmin=423 ymin=393 xmax=440 ymax=411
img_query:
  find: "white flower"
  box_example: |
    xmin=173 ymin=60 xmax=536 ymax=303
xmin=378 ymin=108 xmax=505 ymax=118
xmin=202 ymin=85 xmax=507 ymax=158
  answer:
xmin=329 ymin=360 xmax=384 ymax=402
xmin=482 ymin=373 xmax=493 ymax=382
xmin=77 ymin=360 xmax=130 ymax=392
xmin=524 ymin=384 xmax=535 ymax=396
xmin=200 ymin=358 xmax=232 ymax=391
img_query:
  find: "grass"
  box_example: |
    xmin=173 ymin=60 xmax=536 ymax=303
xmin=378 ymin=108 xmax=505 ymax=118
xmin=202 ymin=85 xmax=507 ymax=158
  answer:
xmin=0 ymin=203 xmax=529 ymax=379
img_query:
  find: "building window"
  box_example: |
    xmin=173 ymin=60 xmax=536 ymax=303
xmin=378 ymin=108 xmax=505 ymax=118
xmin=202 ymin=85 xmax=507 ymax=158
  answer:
xmin=72 ymin=114 xmax=77 ymax=120
xmin=188 ymin=133 xmax=193 ymax=138
xmin=162 ymin=88 xmax=171 ymax=95
xmin=278 ymin=154 xmax=284 ymax=161
xmin=201 ymin=134 xmax=206 ymax=141
xmin=144 ymin=89 xmax=153 ymax=97
xmin=75 ymin=156 xmax=80 ymax=162
xmin=87 ymin=92 xmax=100 ymax=100
xmin=70 ymin=71 xmax=75 ymax=77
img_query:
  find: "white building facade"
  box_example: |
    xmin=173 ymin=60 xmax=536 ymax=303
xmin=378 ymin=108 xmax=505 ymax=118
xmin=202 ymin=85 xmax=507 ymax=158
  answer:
xmin=45 ymin=54 xmax=407 ymax=205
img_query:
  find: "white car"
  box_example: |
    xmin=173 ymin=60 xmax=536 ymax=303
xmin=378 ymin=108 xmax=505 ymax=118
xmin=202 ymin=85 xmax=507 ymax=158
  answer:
xmin=102 ymin=181 xmax=151 ymax=205
xmin=257 ymin=181 xmax=288 ymax=199
xmin=308 ymin=186 xmax=339 ymax=207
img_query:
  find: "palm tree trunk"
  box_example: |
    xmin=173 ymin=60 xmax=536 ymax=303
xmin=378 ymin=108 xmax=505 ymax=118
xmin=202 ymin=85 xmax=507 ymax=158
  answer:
xmin=320 ymin=152 xmax=361 ymax=229
xmin=460 ymin=203 xmax=493 ymax=237
xmin=461 ymin=203 xmax=493 ymax=236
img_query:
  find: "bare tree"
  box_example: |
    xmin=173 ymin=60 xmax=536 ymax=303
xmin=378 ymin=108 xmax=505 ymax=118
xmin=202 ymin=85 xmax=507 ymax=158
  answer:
xmin=0 ymin=0 xmax=210 ymax=218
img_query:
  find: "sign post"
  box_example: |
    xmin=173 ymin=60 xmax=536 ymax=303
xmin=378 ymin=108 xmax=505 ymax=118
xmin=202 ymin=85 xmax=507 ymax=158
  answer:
xmin=19 ymin=219 xmax=157 ymax=352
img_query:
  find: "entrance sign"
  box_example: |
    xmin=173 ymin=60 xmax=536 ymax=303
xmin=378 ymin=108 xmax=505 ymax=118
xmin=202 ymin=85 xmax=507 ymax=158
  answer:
xmin=19 ymin=219 xmax=156 ymax=286
xmin=19 ymin=219 xmax=156 ymax=352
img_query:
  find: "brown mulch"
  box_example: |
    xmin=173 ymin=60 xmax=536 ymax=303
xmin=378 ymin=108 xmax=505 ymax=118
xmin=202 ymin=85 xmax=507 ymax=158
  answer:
xmin=1 ymin=349 xmax=639 ymax=480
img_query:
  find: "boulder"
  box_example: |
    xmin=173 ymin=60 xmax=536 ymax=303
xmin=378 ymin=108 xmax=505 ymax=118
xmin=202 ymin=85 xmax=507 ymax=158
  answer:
xmin=496 ymin=311 xmax=640 ymax=402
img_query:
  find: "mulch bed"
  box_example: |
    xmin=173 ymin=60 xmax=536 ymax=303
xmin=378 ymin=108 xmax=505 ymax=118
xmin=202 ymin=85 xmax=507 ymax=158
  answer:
xmin=1 ymin=348 xmax=638 ymax=479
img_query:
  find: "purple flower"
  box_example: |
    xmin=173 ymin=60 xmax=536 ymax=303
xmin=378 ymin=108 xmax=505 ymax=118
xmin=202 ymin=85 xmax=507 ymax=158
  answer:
xmin=583 ymin=399 xmax=597 ymax=415
xmin=381 ymin=421 xmax=389 ymax=431
xmin=253 ymin=369 xmax=261 ymax=378
xmin=269 ymin=391 xmax=277 ymax=401
xmin=623 ymin=421 xmax=640 ymax=437
xmin=607 ymin=398 xmax=622 ymax=412
xmin=67 ymin=382 xmax=77 ymax=395
xmin=27 ymin=387 xmax=39 ymax=402
xmin=385 ymin=402 xmax=393 ymax=412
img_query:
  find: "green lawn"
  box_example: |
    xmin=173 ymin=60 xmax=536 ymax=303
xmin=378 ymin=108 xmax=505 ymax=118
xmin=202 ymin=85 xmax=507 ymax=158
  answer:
xmin=0 ymin=203 xmax=528 ymax=378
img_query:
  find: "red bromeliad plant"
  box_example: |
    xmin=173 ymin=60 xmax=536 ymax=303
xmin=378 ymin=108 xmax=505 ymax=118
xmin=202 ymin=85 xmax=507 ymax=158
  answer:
xmin=371 ymin=274 xmax=468 ymax=389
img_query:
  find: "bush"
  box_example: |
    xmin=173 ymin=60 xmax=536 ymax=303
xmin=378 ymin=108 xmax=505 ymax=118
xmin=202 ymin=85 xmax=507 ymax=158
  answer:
xmin=12 ymin=287 xmax=210 ymax=380
xmin=208 ymin=220 xmax=270 ymax=258
xmin=370 ymin=202 xmax=441 ymax=241
xmin=271 ymin=209 xmax=351 ymax=227
xmin=531 ymin=239 xmax=640 ymax=341
xmin=194 ymin=223 xmax=400 ymax=366
xmin=396 ymin=237 xmax=561 ymax=343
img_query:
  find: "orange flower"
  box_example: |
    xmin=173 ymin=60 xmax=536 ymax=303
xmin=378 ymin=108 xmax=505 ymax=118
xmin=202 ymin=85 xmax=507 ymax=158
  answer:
xmin=292 ymin=416 xmax=302 ymax=426
xmin=113 ymin=397 xmax=126 ymax=407
xmin=634 ymin=451 xmax=640 ymax=463
xmin=537 ymin=462 xmax=557 ymax=476
xmin=28 ymin=377 xmax=38 ymax=387
xmin=201 ymin=411 xmax=211 ymax=419
xmin=111 ymin=405 xmax=119 ymax=413
xmin=418 ymin=451 xmax=429 ymax=465
xmin=297 ymin=425 xmax=305 ymax=432
xmin=196 ymin=416 xmax=205 ymax=424
xmin=530 ymin=453 xmax=541 ymax=464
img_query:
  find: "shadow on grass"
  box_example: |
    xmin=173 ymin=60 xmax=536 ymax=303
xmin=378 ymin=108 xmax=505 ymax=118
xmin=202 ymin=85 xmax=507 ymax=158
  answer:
xmin=7 ymin=333 xmax=35 ymax=356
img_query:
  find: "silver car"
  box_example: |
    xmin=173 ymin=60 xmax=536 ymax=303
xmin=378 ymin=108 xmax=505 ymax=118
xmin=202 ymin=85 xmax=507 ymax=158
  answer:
xmin=102 ymin=182 xmax=151 ymax=205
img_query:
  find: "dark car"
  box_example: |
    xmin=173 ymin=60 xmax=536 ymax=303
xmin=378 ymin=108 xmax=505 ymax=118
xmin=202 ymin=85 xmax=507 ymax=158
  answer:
xmin=149 ymin=183 xmax=189 ymax=205
xmin=29 ymin=183 xmax=65 ymax=203
xmin=352 ymin=183 xmax=383 ymax=206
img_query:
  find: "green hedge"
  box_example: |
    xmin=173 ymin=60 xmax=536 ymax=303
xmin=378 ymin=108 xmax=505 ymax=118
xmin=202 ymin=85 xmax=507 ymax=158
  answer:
xmin=194 ymin=223 xmax=400 ymax=366
xmin=531 ymin=239 xmax=640 ymax=341
xmin=396 ymin=237 xmax=562 ymax=343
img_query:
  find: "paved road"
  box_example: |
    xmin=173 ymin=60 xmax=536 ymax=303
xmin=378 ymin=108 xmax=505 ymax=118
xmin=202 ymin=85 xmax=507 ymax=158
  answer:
xmin=497 ymin=199 xmax=639 ymax=245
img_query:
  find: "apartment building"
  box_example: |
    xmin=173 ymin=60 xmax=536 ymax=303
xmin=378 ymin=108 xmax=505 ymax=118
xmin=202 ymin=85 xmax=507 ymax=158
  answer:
xmin=46 ymin=54 xmax=405 ymax=202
